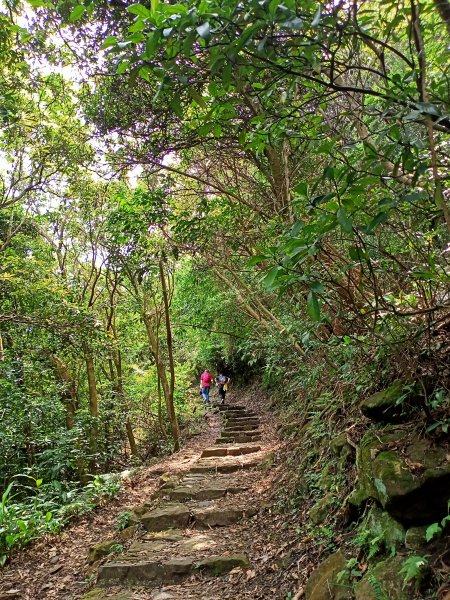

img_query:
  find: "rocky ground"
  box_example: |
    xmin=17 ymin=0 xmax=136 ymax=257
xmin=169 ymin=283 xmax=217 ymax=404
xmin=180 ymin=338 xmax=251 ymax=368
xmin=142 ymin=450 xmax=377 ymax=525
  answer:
xmin=0 ymin=387 xmax=310 ymax=600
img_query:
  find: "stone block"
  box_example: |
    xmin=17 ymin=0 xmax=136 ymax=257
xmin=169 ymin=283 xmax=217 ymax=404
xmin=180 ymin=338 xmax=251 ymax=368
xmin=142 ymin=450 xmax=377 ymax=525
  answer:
xmin=195 ymin=554 xmax=249 ymax=575
xmin=141 ymin=504 xmax=190 ymax=531
xmin=201 ymin=447 xmax=228 ymax=458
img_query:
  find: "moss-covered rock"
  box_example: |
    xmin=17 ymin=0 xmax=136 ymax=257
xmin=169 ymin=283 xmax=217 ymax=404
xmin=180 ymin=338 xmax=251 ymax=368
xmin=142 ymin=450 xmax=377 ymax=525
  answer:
xmin=405 ymin=526 xmax=428 ymax=550
xmin=305 ymin=551 xmax=352 ymax=600
xmin=354 ymin=555 xmax=408 ymax=600
xmin=350 ymin=428 xmax=450 ymax=524
xmin=360 ymin=381 xmax=420 ymax=423
xmin=196 ymin=554 xmax=249 ymax=575
xmin=116 ymin=525 xmax=138 ymax=542
xmin=310 ymin=493 xmax=335 ymax=525
xmin=88 ymin=540 xmax=120 ymax=564
xmin=366 ymin=506 xmax=406 ymax=549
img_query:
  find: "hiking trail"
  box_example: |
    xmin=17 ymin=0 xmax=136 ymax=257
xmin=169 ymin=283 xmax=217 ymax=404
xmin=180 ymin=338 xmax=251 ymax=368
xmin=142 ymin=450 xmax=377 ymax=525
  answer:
xmin=83 ymin=401 xmax=274 ymax=599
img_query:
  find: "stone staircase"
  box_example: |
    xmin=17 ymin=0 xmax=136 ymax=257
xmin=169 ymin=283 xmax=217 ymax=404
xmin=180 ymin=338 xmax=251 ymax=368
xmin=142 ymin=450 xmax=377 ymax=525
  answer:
xmin=83 ymin=403 xmax=266 ymax=600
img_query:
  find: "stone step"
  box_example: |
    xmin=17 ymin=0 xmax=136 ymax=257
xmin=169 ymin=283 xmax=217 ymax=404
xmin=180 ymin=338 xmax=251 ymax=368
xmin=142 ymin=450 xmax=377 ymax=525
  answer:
xmin=97 ymin=552 xmax=249 ymax=588
xmin=216 ymin=435 xmax=262 ymax=444
xmin=141 ymin=504 xmax=190 ymax=532
xmin=222 ymin=410 xmax=257 ymax=417
xmin=217 ymin=405 xmax=246 ymax=411
xmin=140 ymin=502 xmax=256 ymax=531
xmin=192 ymin=505 xmax=258 ymax=528
xmin=190 ymin=459 xmax=260 ymax=473
xmin=168 ymin=485 xmax=227 ymax=501
xmin=223 ymin=423 xmax=259 ymax=432
xmin=201 ymin=445 xmax=261 ymax=458
xmin=226 ymin=417 xmax=259 ymax=425
xmin=167 ymin=482 xmax=247 ymax=501
xmin=221 ymin=429 xmax=261 ymax=438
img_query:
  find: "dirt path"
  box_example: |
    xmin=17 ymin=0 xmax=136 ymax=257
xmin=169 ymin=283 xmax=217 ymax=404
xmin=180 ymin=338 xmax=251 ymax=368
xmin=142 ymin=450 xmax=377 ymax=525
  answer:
xmin=1 ymin=387 xmax=307 ymax=600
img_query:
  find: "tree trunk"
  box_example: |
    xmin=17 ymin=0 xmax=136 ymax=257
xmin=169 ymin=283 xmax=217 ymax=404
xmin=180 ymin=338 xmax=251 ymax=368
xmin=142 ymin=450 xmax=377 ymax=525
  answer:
xmin=114 ymin=352 xmax=139 ymax=458
xmin=45 ymin=352 xmax=77 ymax=430
xmin=83 ymin=342 xmax=99 ymax=472
xmin=142 ymin=313 xmax=180 ymax=451
xmin=159 ymin=260 xmax=177 ymax=426
xmin=157 ymin=372 xmax=168 ymax=439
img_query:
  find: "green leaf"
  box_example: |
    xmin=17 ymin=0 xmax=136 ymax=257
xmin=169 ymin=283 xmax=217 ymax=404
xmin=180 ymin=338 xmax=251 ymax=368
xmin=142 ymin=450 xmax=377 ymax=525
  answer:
xmin=367 ymin=211 xmax=388 ymax=232
xmin=337 ymin=207 xmax=352 ymax=233
xmin=100 ymin=36 xmax=117 ymax=50
xmin=117 ymin=60 xmax=130 ymax=74
xmin=128 ymin=3 xmax=151 ymax=18
xmin=234 ymin=23 xmax=261 ymax=52
xmin=69 ymin=4 xmax=85 ymax=21
xmin=311 ymin=5 xmax=321 ymax=27
xmin=425 ymin=522 xmax=442 ymax=542
xmin=189 ymin=89 xmax=207 ymax=108
xmin=139 ymin=65 xmax=151 ymax=81
xmin=307 ymin=290 xmax=321 ymax=321
xmin=400 ymin=555 xmax=429 ymax=584
xmin=263 ymin=266 xmax=281 ymax=289
xmin=128 ymin=19 xmax=146 ymax=32
xmin=349 ymin=246 xmax=366 ymax=262
xmin=150 ymin=0 xmax=159 ymax=14
xmin=170 ymin=97 xmax=183 ymax=118
xmin=145 ymin=30 xmax=161 ymax=57
xmin=310 ymin=281 xmax=324 ymax=294
xmin=247 ymin=255 xmax=267 ymax=267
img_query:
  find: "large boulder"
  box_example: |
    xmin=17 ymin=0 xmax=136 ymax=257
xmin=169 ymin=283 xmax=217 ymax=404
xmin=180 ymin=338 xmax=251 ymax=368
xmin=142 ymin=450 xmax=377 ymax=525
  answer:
xmin=305 ymin=551 xmax=352 ymax=600
xmin=354 ymin=555 xmax=408 ymax=600
xmin=359 ymin=380 xmax=421 ymax=422
xmin=350 ymin=428 xmax=450 ymax=524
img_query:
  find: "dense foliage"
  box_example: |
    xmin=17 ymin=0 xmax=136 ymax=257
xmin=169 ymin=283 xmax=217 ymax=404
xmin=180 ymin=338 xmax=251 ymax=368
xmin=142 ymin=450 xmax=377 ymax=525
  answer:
xmin=0 ymin=1 xmax=449 ymax=591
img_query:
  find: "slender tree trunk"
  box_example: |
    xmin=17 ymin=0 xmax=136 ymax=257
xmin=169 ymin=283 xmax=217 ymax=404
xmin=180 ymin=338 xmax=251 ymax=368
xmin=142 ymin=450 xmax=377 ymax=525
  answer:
xmin=114 ymin=352 xmax=139 ymax=457
xmin=159 ymin=261 xmax=176 ymax=411
xmin=45 ymin=352 xmax=77 ymax=430
xmin=142 ymin=314 xmax=180 ymax=451
xmin=157 ymin=372 xmax=168 ymax=439
xmin=83 ymin=342 xmax=99 ymax=472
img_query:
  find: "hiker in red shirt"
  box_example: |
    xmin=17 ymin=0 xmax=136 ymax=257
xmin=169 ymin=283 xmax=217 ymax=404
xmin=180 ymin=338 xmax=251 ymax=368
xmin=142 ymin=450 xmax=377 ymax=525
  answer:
xmin=200 ymin=369 xmax=214 ymax=404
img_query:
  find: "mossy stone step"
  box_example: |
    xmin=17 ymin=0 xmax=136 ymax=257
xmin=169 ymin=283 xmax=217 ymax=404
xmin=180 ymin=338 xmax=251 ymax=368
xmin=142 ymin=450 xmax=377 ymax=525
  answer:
xmin=202 ymin=445 xmax=261 ymax=458
xmin=196 ymin=553 xmax=249 ymax=575
xmin=141 ymin=504 xmax=190 ymax=531
xmin=97 ymin=553 xmax=249 ymax=588
xmin=216 ymin=435 xmax=262 ymax=444
xmin=190 ymin=459 xmax=260 ymax=473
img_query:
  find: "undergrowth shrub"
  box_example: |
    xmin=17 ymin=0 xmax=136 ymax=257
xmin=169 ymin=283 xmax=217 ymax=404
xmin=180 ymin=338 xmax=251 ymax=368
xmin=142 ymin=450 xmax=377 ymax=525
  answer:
xmin=0 ymin=473 xmax=121 ymax=565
